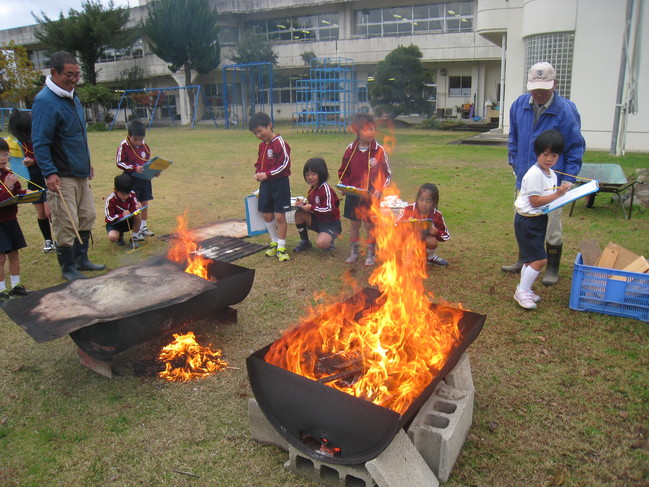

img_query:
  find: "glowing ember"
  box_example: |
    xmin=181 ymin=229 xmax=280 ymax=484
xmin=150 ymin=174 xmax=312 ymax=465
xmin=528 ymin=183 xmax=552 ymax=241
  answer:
xmin=265 ymin=185 xmax=465 ymax=415
xmin=167 ymin=212 xmax=214 ymax=280
xmin=158 ymin=331 xmax=228 ymax=382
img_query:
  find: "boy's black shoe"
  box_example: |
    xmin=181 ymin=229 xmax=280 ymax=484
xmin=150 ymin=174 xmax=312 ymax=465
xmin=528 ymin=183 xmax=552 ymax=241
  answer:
xmin=116 ymin=234 xmax=126 ymax=246
xmin=10 ymin=284 xmax=31 ymax=296
xmin=294 ymin=240 xmax=312 ymax=252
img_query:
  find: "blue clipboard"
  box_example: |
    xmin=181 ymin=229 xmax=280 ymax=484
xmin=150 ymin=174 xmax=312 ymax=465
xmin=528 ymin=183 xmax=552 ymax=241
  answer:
xmin=131 ymin=157 xmax=173 ymax=180
xmin=4 ymin=137 xmax=31 ymax=182
xmin=116 ymin=205 xmax=148 ymax=223
xmin=542 ymin=180 xmax=600 ymax=213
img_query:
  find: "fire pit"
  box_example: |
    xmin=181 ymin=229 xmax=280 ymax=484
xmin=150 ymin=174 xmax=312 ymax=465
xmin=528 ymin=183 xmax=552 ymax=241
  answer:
xmin=247 ymin=287 xmax=485 ymax=465
xmin=3 ymin=256 xmax=254 ymax=362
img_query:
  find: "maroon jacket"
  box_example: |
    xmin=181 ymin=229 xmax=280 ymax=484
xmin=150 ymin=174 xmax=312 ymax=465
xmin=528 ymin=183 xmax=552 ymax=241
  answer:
xmin=0 ymin=168 xmax=25 ymax=223
xmin=116 ymin=139 xmax=151 ymax=173
xmin=338 ymin=139 xmax=391 ymax=191
xmin=307 ymin=182 xmax=340 ymax=223
xmin=254 ymin=134 xmax=291 ymax=180
xmin=396 ymin=203 xmax=450 ymax=242
xmin=104 ymin=191 xmax=140 ymax=224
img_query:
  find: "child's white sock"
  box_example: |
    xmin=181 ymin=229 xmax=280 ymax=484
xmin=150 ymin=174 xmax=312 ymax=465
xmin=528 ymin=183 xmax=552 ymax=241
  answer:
xmin=278 ymin=239 xmax=286 ymax=249
xmin=427 ymin=249 xmax=436 ymax=259
xmin=519 ymin=264 xmax=540 ymax=291
xmin=264 ymin=220 xmax=278 ymax=243
xmin=141 ymin=219 xmax=147 ymax=228
xmin=10 ymin=275 xmax=20 ymax=287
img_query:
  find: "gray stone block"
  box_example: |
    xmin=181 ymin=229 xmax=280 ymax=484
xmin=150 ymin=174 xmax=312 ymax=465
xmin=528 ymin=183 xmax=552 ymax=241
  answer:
xmin=248 ymin=398 xmax=289 ymax=451
xmin=443 ymin=353 xmax=473 ymax=391
xmin=284 ymin=444 xmax=376 ymax=487
xmin=366 ymin=429 xmax=439 ymax=487
xmin=407 ymin=381 xmax=474 ymax=483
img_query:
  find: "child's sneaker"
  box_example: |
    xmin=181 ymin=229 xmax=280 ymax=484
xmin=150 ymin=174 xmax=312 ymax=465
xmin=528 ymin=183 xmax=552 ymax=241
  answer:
xmin=132 ymin=232 xmax=145 ymax=242
xmin=0 ymin=289 xmax=16 ymax=304
xmin=276 ymin=247 xmax=290 ymax=262
xmin=427 ymin=255 xmax=449 ymax=267
xmin=116 ymin=234 xmax=126 ymax=246
xmin=294 ymin=240 xmax=312 ymax=252
xmin=129 ymin=238 xmax=140 ymax=250
xmin=529 ymin=290 xmax=541 ymax=303
xmin=345 ymin=242 xmax=360 ymax=263
xmin=364 ymin=243 xmax=376 ymax=266
xmin=514 ymin=287 xmax=538 ymax=309
xmin=324 ymin=241 xmax=336 ymax=252
xmin=42 ymin=240 xmax=55 ymax=253
xmin=265 ymin=242 xmax=278 ymax=257
xmin=140 ymin=226 xmax=154 ymax=237
xmin=10 ymin=284 xmax=31 ymax=296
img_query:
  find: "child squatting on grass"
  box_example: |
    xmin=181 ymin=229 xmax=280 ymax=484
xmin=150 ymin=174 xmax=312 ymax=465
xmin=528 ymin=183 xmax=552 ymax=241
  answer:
xmin=338 ymin=113 xmax=392 ymax=266
xmin=396 ymin=183 xmax=450 ymax=267
xmin=249 ymin=112 xmax=292 ymax=262
xmin=293 ymin=157 xmax=342 ymax=253
xmin=0 ymin=138 xmax=31 ymax=304
xmin=513 ymin=130 xmax=571 ymax=309
xmin=116 ymin=119 xmax=156 ymax=241
xmin=104 ymin=173 xmax=142 ymax=250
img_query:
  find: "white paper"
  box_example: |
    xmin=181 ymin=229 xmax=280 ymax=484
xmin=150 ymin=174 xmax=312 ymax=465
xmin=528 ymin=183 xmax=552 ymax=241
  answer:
xmin=542 ymin=180 xmax=600 ymax=213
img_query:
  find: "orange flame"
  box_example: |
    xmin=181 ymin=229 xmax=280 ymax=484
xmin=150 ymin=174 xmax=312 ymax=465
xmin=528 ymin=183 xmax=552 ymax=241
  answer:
xmin=158 ymin=331 xmax=228 ymax=382
xmin=265 ymin=185 xmax=464 ymax=415
xmin=167 ymin=212 xmax=213 ymax=280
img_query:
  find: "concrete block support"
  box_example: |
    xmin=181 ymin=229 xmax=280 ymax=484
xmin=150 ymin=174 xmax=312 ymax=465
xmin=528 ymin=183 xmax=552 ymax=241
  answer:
xmin=407 ymin=354 xmax=474 ymax=483
xmin=366 ymin=429 xmax=440 ymax=487
xmin=248 ymin=398 xmax=289 ymax=451
xmin=284 ymin=444 xmax=376 ymax=487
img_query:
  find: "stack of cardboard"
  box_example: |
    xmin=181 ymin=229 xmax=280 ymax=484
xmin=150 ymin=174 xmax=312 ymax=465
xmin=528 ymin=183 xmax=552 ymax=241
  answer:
xmin=580 ymin=240 xmax=649 ymax=277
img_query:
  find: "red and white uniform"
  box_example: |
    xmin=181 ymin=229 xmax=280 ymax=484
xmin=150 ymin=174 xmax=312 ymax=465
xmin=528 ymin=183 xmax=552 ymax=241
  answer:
xmin=338 ymin=139 xmax=391 ymax=191
xmin=0 ymin=169 xmax=25 ymax=222
xmin=104 ymin=191 xmax=140 ymax=224
xmin=116 ymin=139 xmax=151 ymax=173
xmin=396 ymin=203 xmax=450 ymax=242
xmin=307 ymin=182 xmax=340 ymax=223
xmin=254 ymin=134 xmax=291 ymax=180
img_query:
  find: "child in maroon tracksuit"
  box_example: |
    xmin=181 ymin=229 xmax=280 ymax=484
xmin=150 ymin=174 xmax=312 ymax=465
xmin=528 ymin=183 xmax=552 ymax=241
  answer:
xmin=338 ymin=113 xmax=391 ymax=266
xmin=293 ymin=157 xmax=341 ymax=253
xmin=0 ymin=138 xmax=30 ymax=303
xmin=396 ymin=183 xmax=450 ymax=267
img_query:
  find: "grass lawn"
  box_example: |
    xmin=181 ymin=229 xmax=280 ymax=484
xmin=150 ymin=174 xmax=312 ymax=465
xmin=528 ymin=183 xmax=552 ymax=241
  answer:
xmin=0 ymin=124 xmax=647 ymax=486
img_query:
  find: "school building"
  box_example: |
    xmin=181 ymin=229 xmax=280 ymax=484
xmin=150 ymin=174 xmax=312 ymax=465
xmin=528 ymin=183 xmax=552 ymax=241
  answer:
xmin=0 ymin=0 xmax=647 ymax=151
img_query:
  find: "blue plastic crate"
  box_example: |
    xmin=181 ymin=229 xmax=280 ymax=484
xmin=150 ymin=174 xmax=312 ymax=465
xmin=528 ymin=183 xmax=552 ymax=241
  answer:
xmin=569 ymin=253 xmax=649 ymax=322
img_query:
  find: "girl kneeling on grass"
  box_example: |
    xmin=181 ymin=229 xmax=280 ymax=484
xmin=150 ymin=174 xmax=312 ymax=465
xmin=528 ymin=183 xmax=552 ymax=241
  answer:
xmin=396 ymin=183 xmax=450 ymax=266
xmin=293 ymin=158 xmax=342 ymax=253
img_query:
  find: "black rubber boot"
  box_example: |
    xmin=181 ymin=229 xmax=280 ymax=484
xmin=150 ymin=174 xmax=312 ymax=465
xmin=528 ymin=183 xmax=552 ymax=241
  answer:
xmin=57 ymin=246 xmax=88 ymax=281
xmin=74 ymin=231 xmax=106 ymax=271
xmin=501 ymin=252 xmax=524 ymax=273
xmin=542 ymin=243 xmax=562 ymax=286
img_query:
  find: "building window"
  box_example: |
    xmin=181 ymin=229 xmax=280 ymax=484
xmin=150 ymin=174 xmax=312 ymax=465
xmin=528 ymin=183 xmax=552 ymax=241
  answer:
xmin=246 ymin=13 xmax=339 ymax=43
xmin=449 ymin=76 xmax=471 ymax=96
xmin=99 ymin=39 xmax=144 ymax=63
xmin=219 ymin=26 xmax=239 ymax=46
xmin=356 ymin=1 xmax=473 ymax=38
xmin=525 ymin=32 xmax=575 ymax=99
xmin=29 ymin=50 xmax=49 ymax=70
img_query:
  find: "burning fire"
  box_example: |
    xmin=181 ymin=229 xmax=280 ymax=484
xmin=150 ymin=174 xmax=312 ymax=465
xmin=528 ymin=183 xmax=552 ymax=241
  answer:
xmin=167 ymin=213 xmax=213 ymax=280
xmin=158 ymin=331 xmax=228 ymax=381
xmin=265 ymin=185 xmax=465 ymax=415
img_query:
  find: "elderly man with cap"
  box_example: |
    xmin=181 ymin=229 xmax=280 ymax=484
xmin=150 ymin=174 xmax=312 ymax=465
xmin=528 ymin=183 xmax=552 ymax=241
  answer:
xmin=502 ymin=62 xmax=585 ymax=285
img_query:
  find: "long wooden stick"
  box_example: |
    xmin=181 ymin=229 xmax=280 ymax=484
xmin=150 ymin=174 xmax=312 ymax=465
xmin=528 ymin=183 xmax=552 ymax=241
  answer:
xmin=56 ymin=188 xmax=83 ymax=244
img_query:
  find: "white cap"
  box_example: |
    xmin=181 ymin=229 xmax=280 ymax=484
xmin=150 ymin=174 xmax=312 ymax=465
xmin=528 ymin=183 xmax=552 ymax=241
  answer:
xmin=527 ymin=62 xmax=556 ymax=90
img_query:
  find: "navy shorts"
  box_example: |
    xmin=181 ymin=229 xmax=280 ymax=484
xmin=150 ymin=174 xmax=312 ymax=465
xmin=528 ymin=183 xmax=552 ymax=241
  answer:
xmin=28 ymin=167 xmax=47 ymax=204
xmin=0 ymin=221 xmax=27 ymax=253
xmin=514 ymin=213 xmax=548 ymax=263
xmin=343 ymin=194 xmax=373 ymax=222
xmin=258 ymin=177 xmax=291 ymax=214
xmin=106 ymin=220 xmax=132 ymax=234
xmin=309 ymin=219 xmax=342 ymax=239
xmin=132 ymin=177 xmax=153 ymax=202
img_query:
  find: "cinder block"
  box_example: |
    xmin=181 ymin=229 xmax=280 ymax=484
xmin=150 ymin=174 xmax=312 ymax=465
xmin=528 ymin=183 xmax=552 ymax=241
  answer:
xmin=443 ymin=353 xmax=473 ymax=391
xmin=284 ymin=444 xmax=376 ymax=487
xmin=248 ymin=398 xmax=289 ymax=451
xmin=366 ymin=429 xmax=439 ymax=487
xmin=407 ymin=381 xmax=474 ymax=483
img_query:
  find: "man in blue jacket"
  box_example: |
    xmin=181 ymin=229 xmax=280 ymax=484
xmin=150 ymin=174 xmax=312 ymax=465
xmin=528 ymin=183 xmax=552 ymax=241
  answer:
xmin=502 ymin=62 xmax=585 ymax=285
xmin=32 ymin=51 xmax=105 ymax=281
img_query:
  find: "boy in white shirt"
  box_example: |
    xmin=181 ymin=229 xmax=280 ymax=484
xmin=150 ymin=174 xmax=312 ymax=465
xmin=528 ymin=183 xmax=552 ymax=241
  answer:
xmin=513 ymin=130 xmax=571 ymax=309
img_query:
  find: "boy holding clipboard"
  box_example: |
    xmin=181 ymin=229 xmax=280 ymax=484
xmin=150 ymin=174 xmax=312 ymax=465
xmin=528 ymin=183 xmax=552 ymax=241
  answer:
xmin=116 ymin=120 xmax=157 ymax=240
xmin=104 ymin=173 xmax=142 ymax=250
xmin=513 ymin=130 xmax=571 ymax=309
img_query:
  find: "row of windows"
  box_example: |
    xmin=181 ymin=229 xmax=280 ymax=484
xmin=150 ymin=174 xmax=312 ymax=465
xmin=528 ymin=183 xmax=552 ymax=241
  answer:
xmin=357 ymin=2 xmax=473 ymax=37
xmin=246 ymin=13 xmax=340 ymax=42
xmin=98 ymin=40 xmax=144 ymax=63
